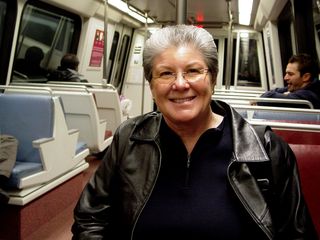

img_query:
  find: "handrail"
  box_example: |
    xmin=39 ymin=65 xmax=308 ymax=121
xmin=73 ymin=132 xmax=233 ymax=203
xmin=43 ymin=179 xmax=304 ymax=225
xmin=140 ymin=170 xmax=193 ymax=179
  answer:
xmin=212 ymin=95 xmax=314 ymax=109
xmin=213 ymin=92 xmax=260 ymax=97
xmin=0 ymin=85 xmax=53 ymax=95
xmin=231 ymin=104 xmax=320 ymax=114
xmin=215 ymin=89 xmax=265 ymax=94
xmin=248 ymin=119 xmax=320 ymax=132
xmin=46 ymin=81 xmax=116 ymax=90
xmin=11 ymin=82 xmax=90 ymax=93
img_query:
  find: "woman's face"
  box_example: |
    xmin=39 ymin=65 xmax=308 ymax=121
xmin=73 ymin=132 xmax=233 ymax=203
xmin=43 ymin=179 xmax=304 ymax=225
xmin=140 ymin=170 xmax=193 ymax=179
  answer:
xmin=150 ymin=45 xmax=214 ymax=126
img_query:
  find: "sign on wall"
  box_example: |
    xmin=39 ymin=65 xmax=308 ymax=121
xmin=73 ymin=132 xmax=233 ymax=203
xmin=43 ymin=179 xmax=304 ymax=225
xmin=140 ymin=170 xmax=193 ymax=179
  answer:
xmin=89 ymin=29 xmax=104 ymax=67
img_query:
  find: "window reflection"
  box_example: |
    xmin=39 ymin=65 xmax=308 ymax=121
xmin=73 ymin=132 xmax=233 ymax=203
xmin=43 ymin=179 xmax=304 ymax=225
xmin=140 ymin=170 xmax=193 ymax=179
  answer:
xmin=12 ymin=3 xmax=78 ymax=83
xmin=0 ymin=1 xmax=6 ymax=47
xmin=112 ymin=34 xmax=130 ymax=93
xmin=237 ymin=32 xmax=261 ymax=87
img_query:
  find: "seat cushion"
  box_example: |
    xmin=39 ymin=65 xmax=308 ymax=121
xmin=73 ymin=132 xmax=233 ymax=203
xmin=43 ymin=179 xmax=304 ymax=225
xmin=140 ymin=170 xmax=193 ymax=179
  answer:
xmin=4 ymin=161 xmax=43 ymax=188
xmin=76 ymin=142 xmax=88 ymax=155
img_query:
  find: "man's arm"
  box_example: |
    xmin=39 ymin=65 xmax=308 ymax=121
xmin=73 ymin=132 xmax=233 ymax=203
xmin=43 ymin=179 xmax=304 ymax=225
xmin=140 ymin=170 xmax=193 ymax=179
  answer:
xmin=260 ymin=87 xmax=289 ymax=98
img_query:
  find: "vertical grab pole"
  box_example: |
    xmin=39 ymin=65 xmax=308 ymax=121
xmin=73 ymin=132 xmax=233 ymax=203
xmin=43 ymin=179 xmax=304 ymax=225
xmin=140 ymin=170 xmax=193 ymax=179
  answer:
xmin=225 ymin=0 xmax=233 ymax=90
xmin=176 ymin=0 xmax=187 ymax=24
xmin=103 ymin=0 xmax=109 ymax=81
xmin=141 ymin=12 xmax=148 ymax=115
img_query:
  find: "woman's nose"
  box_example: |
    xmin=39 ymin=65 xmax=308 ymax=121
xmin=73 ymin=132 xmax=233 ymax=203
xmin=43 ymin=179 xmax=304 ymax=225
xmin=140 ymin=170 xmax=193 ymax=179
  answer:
xmin=172 ymin=81 xmax=189 ymax=90
xmin=172 ymin=72 xmax=189 ymax=87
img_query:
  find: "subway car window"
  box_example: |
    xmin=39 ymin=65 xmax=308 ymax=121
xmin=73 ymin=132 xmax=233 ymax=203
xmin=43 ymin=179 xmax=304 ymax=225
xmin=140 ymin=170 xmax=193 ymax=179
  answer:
xmin=106 ymin=31 xmax=120 ymax=83
xmin=0 ymin=0 xmax=16 ymax=85
xmin=0 ymin=1 xmax=6 ymax=47
xmin=0 ymin=1 xmax=5 ymax=85
xmin=223 ymin=38 xmax=236 ymax=87
xmin=313 ymin=0 xmax=320 ymax=63
xmin=237 ymin=32 xmax=261 ymax=87
xmin=11 ymin=1 xmax=80 ymax=83
xmin=113 ymin=34 xmax=130 ymax=92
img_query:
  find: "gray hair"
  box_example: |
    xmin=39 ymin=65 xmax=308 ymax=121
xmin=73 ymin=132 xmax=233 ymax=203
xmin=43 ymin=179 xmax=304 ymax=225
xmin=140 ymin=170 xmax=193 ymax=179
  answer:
xmin=143 ymin=25 xmax=218 ymax=83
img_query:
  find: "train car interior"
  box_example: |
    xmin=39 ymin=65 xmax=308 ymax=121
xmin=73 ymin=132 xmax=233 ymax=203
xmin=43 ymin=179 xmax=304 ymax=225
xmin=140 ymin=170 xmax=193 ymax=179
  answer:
xmin=0 ymin=0 xmax=319 ymax=239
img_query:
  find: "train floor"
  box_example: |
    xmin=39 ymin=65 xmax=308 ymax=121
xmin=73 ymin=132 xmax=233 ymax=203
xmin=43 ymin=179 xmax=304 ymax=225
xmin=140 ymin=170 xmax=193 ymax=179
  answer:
xmin=24 ymin=155 xmax=102 ymax=240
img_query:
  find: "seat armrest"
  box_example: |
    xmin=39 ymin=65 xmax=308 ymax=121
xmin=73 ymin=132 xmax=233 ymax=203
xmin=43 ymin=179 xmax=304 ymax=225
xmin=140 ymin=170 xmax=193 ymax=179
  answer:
xmin=32 ymin=137 xmax=55 ymax=146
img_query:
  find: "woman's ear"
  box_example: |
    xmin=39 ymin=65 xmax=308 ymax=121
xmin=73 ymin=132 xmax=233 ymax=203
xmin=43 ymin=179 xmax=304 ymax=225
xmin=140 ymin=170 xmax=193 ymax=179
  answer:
xmin=149 ymin=80 xmax=154 ymax=90
xmin=210 ymin=73 xmax=217 ymax=93
xmin=149 ymin=82 xmax=156 ymax=99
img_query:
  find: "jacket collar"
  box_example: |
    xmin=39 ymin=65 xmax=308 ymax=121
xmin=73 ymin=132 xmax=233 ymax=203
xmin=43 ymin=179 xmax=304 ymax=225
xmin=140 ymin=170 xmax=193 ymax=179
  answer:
xmin=217 ymin=100 xmax=270 ymax=163
xmin=130 ymin=111 xmax=162 ymax=141
xmin=131 ymin=100 xmax=269 ymax=163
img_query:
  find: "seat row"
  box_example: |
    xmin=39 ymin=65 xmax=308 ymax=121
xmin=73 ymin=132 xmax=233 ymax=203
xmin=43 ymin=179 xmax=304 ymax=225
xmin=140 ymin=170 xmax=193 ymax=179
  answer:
xmin=11 ymin=82 xmax=127 ymax=153
xmin=232 ymin=104 xmax=320 ymax=124
xmin=0 ymin=86 xmax=90 ymax=205
xmin=212 ymin=94 xmax=314 ymax=108
xmin=0 ymin=82 xmax=127 ymax=205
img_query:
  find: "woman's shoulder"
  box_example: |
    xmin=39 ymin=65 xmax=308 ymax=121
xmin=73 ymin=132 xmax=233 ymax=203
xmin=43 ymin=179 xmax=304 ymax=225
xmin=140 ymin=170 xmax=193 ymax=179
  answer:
xmin=116 ymin=111 xmax=161 ymax=134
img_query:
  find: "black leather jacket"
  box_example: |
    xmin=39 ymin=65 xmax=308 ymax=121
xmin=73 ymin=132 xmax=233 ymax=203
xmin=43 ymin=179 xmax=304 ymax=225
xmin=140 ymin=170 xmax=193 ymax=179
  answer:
xmin=72 ymin=101 xmax=317 ymax=240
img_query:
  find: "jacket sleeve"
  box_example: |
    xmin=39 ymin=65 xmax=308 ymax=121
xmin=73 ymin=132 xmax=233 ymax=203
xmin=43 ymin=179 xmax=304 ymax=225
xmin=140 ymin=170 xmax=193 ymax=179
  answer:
xmin=260 ymin=87 xmax=288 ymax=98
xmin=71 ymin=131 xmax=121 ymax=239
xmin=263 ymin=129 xmax=318 ymax=240
xmin=261 ymin=88 xmax=316 ymax=102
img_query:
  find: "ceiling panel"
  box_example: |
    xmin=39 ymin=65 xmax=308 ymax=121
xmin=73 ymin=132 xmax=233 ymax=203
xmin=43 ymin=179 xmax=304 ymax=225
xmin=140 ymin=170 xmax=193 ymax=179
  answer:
xmin=126 ymin=0 xmax=260 ymax=27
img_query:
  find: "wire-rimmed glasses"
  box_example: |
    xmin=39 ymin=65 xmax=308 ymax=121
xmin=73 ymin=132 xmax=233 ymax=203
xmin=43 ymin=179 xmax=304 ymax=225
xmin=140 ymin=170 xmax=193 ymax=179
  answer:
xmin=152 ymin=68 xmax=209 ymax=85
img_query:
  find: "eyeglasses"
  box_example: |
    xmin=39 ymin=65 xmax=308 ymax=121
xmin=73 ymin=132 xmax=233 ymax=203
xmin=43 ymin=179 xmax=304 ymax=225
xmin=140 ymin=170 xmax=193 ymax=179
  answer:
xmin=152 ymin=68 xmax=209 ymax=85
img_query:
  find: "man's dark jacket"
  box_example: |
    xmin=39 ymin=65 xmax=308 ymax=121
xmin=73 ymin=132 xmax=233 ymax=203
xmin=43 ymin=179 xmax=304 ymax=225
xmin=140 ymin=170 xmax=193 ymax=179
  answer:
xmin=260 ymin=79 xmax=320 ymax=109
xmin=72 ymin=100 xmax=317 ymax=240
xmin=47 ymin=68 xmax=88 ymax=82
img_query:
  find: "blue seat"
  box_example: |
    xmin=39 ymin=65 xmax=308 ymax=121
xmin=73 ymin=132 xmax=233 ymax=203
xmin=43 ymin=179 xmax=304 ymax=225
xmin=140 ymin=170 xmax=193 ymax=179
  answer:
xmin=0 ymin=93 xmax=53 ymax=188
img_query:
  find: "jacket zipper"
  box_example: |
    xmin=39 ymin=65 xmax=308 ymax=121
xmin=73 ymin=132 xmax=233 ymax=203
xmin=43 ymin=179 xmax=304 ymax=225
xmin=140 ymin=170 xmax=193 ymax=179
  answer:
xmin=130 ymin=141 xmax=162 ymax=240
xmin=184 ymin=155 xmax=191 ymax=188
xmin=227 ymin=160 xmax=273 ymax=240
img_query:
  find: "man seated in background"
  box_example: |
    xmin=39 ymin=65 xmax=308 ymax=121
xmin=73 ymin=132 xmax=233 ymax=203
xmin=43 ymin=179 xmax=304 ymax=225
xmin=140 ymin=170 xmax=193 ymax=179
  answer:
xmin=47 ymin=53 xmax=88 ymax=82
xmin=14 ymin=46 xmax=47 ymax=78
xmin=259 ymin=53 xmax=320 ymax=109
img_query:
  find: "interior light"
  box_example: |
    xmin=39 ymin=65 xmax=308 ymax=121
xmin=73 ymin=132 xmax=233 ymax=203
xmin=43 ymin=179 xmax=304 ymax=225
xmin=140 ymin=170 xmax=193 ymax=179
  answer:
xmin=238 ymin=0 xmax=253 ymax=25
xmin=108 ymin=0 xmax=154 ymax=24
xmin=240 ymin=32 xmax=249 ymax=38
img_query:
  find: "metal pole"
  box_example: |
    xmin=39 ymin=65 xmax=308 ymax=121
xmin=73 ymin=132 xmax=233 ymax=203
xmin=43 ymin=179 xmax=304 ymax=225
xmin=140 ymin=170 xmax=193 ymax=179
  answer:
xmin=103 ymin=0 xmax=109 ymax=81
xmin=224 ymin=0 xmax=233 ymax=89
xmin=141 ymin=12 xmax=148 ymax=114
xmin=176 ymin=0 xmax=187 ymax=24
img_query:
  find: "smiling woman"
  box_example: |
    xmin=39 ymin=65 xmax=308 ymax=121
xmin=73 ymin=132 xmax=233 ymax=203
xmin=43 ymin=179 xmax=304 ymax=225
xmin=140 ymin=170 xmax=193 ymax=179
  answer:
xmin=72 ymin=25 xmax=317 ymax=240
xmin=149 ymin=44 xmax=220 ymax=150
xmin=1 ymin=0 xmax=320 ymax=239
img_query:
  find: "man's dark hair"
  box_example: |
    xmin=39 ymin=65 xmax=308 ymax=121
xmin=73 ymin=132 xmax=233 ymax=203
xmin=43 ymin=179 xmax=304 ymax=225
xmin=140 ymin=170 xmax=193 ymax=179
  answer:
xmin=60 ymin=53 xmax=80 ymax=70
xmin=25 ymin=46 xmax=44 ymax=64
xmin=288 ymin=53 xmax=319 ymax=80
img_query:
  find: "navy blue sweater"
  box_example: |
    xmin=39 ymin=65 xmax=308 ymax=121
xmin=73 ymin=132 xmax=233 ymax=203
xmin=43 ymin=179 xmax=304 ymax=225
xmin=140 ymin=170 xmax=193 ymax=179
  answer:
xmin=133 ymin=117 xmax=265 ymax=240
